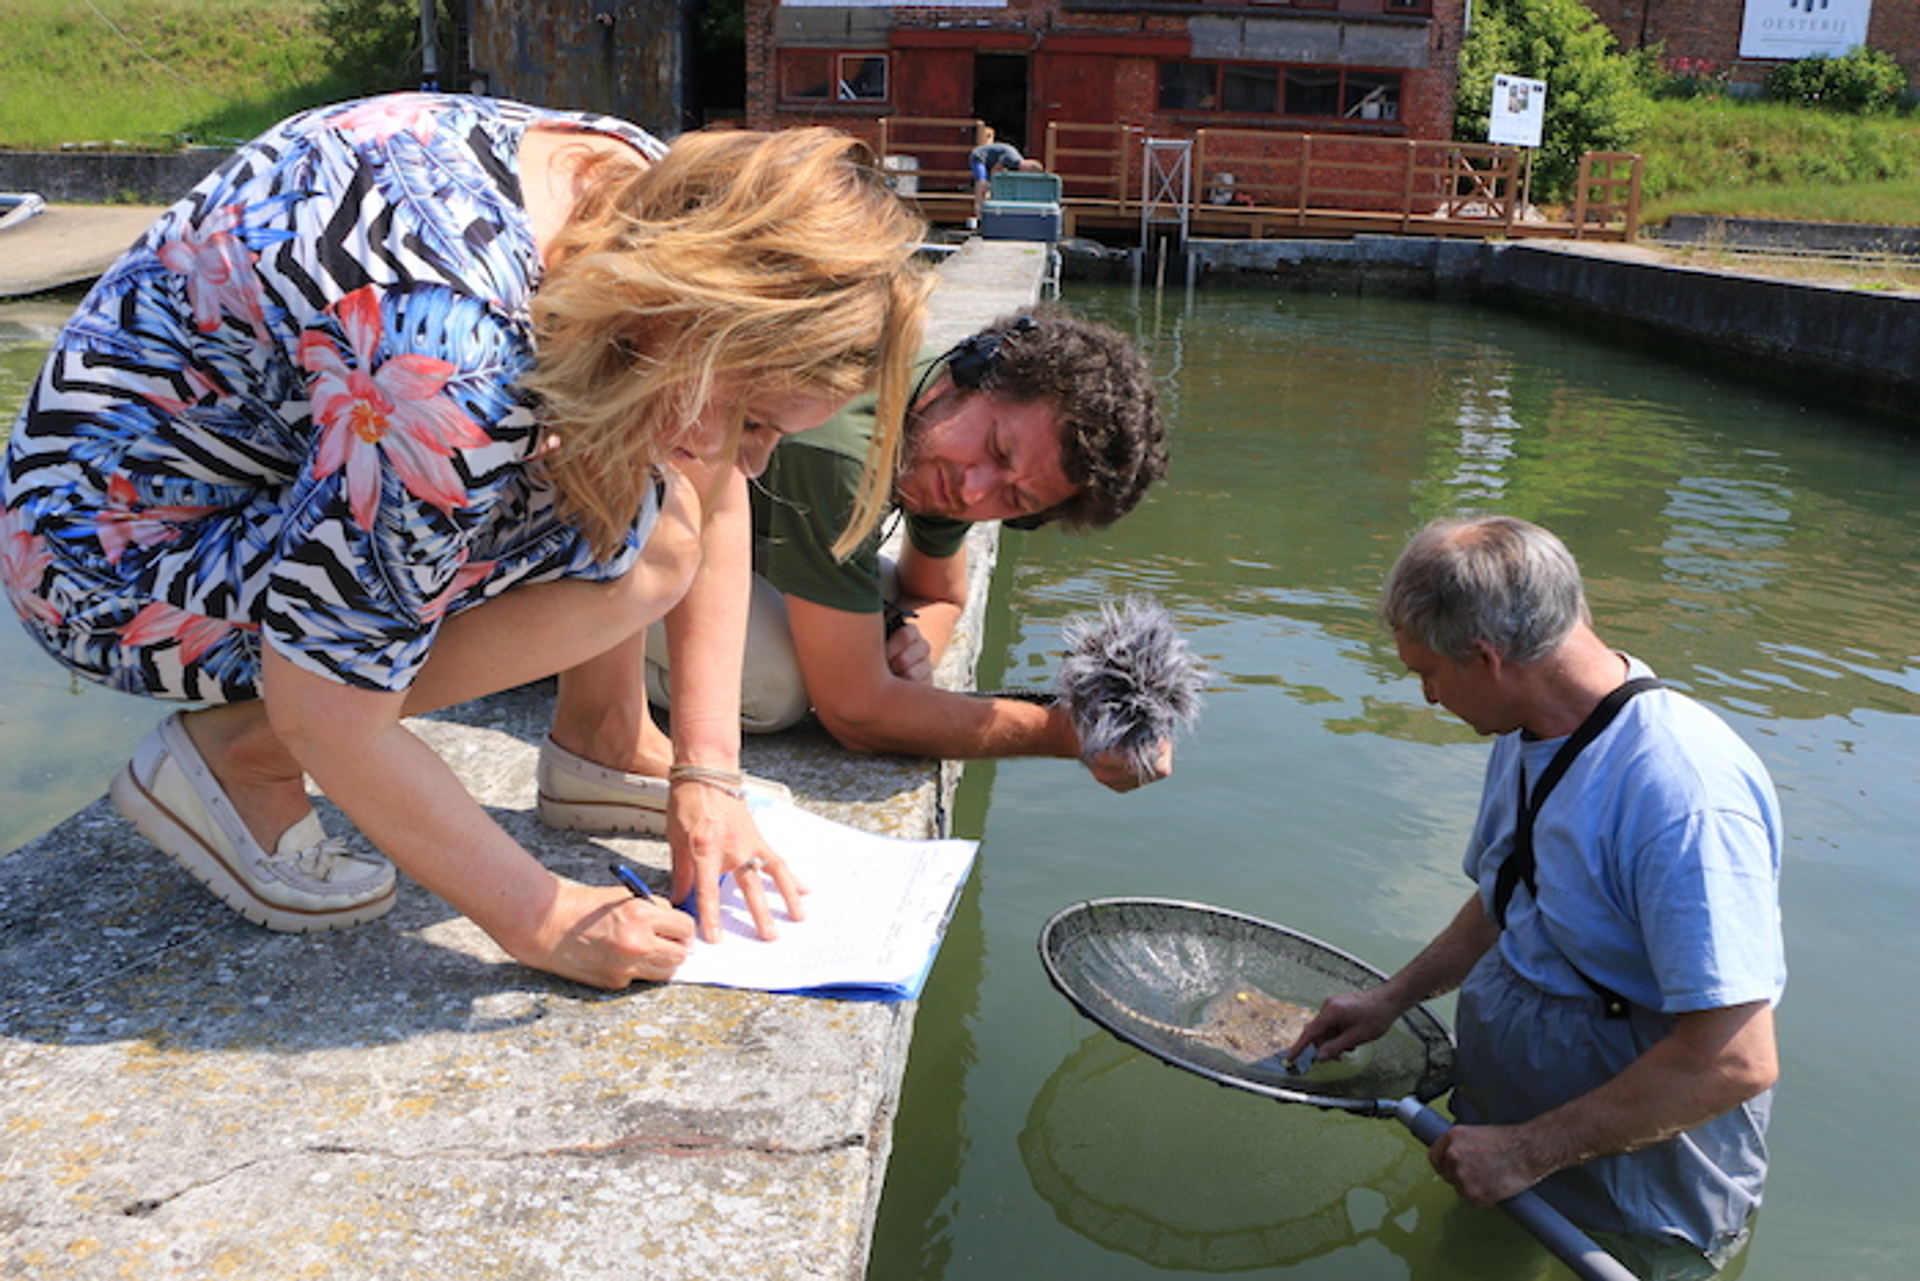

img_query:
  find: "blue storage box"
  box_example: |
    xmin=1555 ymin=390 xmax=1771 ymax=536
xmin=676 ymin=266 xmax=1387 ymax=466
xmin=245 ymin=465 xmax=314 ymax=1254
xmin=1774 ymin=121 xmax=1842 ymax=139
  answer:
xmin=980 ymin=200 xmax=1062 ymax=243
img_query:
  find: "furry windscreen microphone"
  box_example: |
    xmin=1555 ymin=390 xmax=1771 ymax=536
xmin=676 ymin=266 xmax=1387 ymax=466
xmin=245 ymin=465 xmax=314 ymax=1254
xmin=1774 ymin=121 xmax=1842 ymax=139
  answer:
xmin=1055 ymin=596 xmax=1206 ymax=780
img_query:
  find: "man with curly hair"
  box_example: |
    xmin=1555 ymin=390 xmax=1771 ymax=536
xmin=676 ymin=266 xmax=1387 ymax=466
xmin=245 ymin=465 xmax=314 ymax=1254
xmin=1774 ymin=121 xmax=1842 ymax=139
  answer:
xmin=632 ymin=303 xmax=1172 ymax=794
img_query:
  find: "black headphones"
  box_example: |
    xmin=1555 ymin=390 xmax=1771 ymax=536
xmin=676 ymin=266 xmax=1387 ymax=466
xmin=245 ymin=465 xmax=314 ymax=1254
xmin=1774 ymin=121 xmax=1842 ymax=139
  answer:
xmin=944 ymin=315 xmax=1038 ymax=390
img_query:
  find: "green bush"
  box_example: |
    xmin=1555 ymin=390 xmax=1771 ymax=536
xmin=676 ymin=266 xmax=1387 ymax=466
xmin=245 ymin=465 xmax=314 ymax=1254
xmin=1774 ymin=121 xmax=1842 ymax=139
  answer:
xmin=1453 ymin=0 xmax=1652 ymax=202
xmin=1765 ymin=47 xmax=1909 ymax=115
xmin=316 ymin=0 xmax=454 ymax=92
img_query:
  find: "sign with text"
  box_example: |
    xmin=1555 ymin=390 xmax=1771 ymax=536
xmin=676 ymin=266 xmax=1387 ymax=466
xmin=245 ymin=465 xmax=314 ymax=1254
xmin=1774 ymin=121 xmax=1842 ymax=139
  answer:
xmin=1740 ymin=0 xmax=1873 ymax=60
xmin=1487 ymin=74 xmax=1546 ymax=148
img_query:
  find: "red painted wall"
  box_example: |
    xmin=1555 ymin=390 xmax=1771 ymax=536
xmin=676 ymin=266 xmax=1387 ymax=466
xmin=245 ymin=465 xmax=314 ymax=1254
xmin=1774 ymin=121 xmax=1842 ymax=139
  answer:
xmin=747 ymin=0 xmax=1466 ymax=146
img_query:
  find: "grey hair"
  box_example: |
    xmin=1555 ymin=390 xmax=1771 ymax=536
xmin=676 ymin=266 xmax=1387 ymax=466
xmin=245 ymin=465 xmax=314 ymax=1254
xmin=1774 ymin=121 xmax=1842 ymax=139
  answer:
xmin=1379 ymin=514 xmax=1589 ymax=664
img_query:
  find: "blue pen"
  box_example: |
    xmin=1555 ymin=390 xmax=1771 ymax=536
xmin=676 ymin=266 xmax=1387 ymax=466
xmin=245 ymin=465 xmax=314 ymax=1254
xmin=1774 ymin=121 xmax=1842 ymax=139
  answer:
xmin=610 ymin=862 xmax=655 ymax=901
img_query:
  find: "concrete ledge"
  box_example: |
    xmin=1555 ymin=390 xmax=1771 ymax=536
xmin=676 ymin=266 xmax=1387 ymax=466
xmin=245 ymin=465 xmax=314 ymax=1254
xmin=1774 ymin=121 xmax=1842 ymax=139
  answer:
xmin=0 ymin=204 xmax=166 ymax=299
xmin=0 ymin=149 xmax=233 ymax=206
xmin=0 ymin=238 xmax=1049 ymax=1280
xmin=1659 ymin=213 xmax=1920 ymax=259
xmin=1186 ymin=233 xmax=1489 ymax=298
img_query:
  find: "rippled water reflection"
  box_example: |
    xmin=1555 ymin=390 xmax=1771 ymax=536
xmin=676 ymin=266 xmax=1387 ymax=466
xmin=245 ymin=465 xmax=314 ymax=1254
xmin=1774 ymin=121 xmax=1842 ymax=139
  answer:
xmin=872 ymin=283 xmax=1918 ymax=1281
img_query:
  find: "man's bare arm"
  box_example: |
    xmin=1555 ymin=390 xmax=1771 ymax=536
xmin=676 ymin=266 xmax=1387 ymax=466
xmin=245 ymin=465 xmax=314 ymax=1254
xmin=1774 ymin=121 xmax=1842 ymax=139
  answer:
xmin=787 ymin=592 xmax=1080 ymax=760
xmin=1430 ymin=1000 xmax=1778 ymax=1206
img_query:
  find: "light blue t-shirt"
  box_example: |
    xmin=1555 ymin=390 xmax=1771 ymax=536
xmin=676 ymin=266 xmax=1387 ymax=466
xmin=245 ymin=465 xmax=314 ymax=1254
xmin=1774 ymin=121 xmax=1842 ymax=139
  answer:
xmin=1453 ymin=656 xmax=1785 ymax=1258
xmin=1464 ymin=657 xmax=1786 ymax=1015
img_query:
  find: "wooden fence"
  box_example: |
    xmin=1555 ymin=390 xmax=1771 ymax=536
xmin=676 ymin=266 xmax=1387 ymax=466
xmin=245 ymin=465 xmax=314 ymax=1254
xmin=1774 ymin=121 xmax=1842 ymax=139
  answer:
xmin=872 ymin=117 xmax=1641 ymax=243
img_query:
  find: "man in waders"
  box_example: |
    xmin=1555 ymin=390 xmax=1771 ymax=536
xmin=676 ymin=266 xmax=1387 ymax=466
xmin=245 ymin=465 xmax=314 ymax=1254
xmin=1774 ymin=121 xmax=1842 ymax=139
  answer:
xmin=1294 ymin=514 xmax=1784 ymax=1279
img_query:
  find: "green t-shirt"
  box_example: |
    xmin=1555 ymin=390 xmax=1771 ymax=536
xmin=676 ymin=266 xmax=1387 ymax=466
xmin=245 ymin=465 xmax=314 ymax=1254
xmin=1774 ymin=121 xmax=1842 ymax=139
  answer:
xmin=752 ymin=359 xmax=971 ymax=614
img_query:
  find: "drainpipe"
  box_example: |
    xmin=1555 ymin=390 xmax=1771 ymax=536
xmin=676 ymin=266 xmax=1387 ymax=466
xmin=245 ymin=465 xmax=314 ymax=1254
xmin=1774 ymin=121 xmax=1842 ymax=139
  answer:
xmin=419 ymin=0 xmax=440 ymax=90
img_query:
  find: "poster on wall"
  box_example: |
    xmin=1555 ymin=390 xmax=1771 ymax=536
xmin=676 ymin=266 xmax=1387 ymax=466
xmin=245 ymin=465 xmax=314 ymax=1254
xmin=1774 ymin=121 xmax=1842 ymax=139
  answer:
xmin=1740 ymin=0 xmax=1874 ymax=60
xmin=1487 ymin=74 xmax=1546 ymax=148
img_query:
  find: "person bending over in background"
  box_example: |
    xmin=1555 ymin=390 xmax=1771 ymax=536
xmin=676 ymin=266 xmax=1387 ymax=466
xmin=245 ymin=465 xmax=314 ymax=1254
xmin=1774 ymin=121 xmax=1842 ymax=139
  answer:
xmin=969 ymin=127 xmax=1043 ymax=217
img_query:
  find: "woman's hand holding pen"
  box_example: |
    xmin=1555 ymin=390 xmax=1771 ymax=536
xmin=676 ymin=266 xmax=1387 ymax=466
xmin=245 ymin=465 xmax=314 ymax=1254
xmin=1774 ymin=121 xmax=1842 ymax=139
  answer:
xmin=514 ymin=877 xmax=693 ymax=990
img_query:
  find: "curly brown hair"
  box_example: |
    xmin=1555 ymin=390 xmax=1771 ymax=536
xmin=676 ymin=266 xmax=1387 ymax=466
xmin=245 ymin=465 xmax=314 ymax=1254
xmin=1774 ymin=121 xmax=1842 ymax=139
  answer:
xmin=957 ymin=303 xmax=1167 ymax=531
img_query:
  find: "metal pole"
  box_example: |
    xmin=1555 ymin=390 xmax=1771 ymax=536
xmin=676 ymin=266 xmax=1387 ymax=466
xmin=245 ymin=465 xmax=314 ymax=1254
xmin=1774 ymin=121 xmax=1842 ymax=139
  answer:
xmin=419 ymin=0 xmax=440 ymax=91
xmin=1392 ymin=1101 xmax=1637 ymax=1281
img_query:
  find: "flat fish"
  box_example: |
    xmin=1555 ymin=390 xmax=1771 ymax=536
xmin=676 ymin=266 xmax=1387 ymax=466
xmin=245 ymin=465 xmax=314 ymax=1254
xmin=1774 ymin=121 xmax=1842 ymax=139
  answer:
xmin=1113 ymin=983 xmax=1317 ymax=1068
xmin=1189 ymin=985 xmax=1317 ymax=1065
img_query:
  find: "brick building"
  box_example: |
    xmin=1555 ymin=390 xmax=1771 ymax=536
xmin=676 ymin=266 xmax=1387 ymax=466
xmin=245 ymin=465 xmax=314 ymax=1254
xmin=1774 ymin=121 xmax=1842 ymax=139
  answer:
xmin=1583 ymin=0 xmax=1920 ymax=90
xmin=464 ymin=0 xmax=698 ymax=135
xmin=744 ymin=0 xmax=1468 ymax=153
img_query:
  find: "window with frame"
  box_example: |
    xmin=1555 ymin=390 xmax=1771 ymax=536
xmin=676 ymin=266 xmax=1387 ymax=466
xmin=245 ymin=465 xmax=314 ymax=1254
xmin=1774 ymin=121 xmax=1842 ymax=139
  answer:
xmin=1160 ymin=61 xmax=1402 ymax=122
xmin=779 ymin=51 xmax=889 ymax=104
xmin=1385 ymin=0 xmax=1432 ymax=13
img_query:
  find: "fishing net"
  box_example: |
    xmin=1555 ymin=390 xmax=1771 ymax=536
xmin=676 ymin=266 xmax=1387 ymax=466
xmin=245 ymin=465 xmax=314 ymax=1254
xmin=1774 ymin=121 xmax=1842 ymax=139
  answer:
xmin=1039 ymin=898 xmax=1454 ymax=1111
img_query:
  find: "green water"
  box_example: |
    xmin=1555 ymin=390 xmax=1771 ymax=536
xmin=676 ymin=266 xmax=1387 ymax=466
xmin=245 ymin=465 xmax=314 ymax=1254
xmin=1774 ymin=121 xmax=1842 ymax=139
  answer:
xmin=5 ymin=282 xmax=1918 ymax=1280
xmin=1 ymin=296 xmax=171 ymax=850
xmin=870 ymin=284 xmax=1919 ymax=1279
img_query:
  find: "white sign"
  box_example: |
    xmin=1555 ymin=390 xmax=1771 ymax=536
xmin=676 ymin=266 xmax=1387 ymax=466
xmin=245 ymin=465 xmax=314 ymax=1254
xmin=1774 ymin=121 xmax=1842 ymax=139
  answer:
xmin=1740 ymin=0 xmax=1873 ymax=60
xmin=1487 ymin=74 xmax=1546 ymax=148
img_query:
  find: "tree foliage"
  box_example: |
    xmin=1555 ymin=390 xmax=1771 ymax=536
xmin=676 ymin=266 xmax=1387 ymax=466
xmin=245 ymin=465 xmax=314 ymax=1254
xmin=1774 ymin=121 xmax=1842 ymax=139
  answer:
xmin=1454 ymin=0 xmax=1652 ymax=202
xmin=316 ymin=0 xmax=454 ymax=94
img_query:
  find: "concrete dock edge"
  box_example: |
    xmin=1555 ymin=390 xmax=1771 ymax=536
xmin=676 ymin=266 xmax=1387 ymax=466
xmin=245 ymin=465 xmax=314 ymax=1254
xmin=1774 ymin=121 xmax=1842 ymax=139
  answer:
xmin=0 ymin=239 xmax=1051 ymax=1280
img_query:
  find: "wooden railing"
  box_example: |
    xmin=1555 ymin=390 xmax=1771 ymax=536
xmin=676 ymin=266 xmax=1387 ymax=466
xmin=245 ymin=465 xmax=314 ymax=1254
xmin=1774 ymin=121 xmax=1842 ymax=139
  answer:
xmin=868 ymin=117 xmax=1641 ymax=242
xmin=1044 ymin=120 xmax=1142 ymax=208
xmin=1572 ymin=151 xmax=1643 ymax=241
xmin=870 ymin=116 xmax=983 ymax=224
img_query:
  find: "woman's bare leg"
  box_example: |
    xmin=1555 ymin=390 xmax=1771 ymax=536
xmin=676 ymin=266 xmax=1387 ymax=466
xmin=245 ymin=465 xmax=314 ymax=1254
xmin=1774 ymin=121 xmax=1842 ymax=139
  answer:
xmin=182 ymin=473 xmax=703 ymax=849
xmin=545 ymin=636 xmax=675 ymax=776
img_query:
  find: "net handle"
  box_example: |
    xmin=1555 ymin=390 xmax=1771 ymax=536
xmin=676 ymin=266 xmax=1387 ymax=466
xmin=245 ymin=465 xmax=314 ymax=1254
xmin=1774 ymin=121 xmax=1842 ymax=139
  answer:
xmin=1390 ymin=1101 xmax=1636 ymax=1281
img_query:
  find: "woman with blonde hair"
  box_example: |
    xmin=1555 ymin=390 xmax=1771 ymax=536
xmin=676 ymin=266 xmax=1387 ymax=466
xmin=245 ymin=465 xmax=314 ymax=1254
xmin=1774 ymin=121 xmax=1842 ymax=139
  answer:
xmin=0 ymin=93 xmax=930 ymax=987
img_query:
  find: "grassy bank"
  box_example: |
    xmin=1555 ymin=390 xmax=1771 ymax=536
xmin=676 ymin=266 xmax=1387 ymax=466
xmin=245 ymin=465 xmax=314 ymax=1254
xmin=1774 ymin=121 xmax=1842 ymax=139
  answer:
xmin=0 ymin=0 xmax=354 ymax=150
xmin=1636 ymin=97 xmax=1920 ymax=227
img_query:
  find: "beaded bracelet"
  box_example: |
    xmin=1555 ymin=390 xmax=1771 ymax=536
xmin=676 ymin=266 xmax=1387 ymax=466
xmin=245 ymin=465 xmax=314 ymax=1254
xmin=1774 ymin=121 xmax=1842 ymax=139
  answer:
xmin=667 ymin=763 xmax=747 ymax=799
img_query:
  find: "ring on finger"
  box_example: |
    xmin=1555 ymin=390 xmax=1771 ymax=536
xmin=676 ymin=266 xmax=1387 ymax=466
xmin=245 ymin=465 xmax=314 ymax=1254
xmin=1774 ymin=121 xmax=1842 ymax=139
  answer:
xmin=742 ymin=857 xmax=766 ymax=872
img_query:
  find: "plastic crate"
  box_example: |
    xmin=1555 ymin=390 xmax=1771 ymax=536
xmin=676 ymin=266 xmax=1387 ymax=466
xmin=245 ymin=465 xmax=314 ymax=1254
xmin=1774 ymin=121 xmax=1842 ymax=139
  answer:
xmin=990 ymin=171 xmax=1063 ymax=204
xmin=980 ymin=200 xmax=1062 ymax=243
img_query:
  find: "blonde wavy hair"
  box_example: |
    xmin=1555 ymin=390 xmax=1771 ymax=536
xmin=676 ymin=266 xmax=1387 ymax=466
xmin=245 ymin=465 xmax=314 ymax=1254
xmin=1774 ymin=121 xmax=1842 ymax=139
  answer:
xmin=525 ymin=127 xmax=932 ymax=559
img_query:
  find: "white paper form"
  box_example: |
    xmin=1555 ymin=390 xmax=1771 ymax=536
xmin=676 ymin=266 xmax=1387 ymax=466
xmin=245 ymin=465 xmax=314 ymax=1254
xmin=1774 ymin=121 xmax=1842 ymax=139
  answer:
xmin=670 ymin=799 xmax=977 ymax=1000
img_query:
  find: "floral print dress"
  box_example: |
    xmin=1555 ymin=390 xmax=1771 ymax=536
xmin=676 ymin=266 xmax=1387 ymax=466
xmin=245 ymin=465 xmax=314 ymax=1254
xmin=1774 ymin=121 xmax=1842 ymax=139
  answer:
xmin=1 ymin=94 xmax=667 ymax=703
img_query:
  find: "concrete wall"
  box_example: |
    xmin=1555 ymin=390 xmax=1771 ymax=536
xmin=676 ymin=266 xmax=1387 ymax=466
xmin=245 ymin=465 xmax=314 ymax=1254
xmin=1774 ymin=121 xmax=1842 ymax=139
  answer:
xmin=467 ymin=0 xmax=695 ymax=136
xmin=1172 ymin=234 xmax=1920 ymax=427
xmin=0 ymin=149 xmax=233 ymax=206
xmin=1481 ymin=240 xmax=1920 ymax=425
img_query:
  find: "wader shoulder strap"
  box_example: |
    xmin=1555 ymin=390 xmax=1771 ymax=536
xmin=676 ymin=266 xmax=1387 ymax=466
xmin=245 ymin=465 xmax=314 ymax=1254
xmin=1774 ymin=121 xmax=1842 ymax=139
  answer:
xmin=1492 ymin=676 xmax=1666 ymax=927
xmin=1491 ymin=675 xmax=1665 ymax=1018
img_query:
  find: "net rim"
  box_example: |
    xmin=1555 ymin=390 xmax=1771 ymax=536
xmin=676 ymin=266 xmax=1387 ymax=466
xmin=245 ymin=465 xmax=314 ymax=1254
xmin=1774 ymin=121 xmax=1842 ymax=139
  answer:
xmin=1037 ymin=896 xmax=1455 ymax=1113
